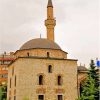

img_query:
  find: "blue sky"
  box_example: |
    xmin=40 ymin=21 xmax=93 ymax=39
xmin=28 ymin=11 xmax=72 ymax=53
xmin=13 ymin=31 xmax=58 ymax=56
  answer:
xmin=0 ymin=0 xmax=99 ymax=66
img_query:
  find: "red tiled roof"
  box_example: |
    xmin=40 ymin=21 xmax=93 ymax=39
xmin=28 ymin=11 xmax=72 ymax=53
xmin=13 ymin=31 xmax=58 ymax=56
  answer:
xmin=0 ymin=58 xmax=15 ymax=61
xmin=0 ymin=78 xmax=7 ymax=82
xmin=0 ymin=70 xmax=8 ymax=74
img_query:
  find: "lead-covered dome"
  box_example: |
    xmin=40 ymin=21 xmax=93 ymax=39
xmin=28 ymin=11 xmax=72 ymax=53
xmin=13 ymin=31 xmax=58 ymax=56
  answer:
xmin=20 ymin=38 xmax=61 ymax=50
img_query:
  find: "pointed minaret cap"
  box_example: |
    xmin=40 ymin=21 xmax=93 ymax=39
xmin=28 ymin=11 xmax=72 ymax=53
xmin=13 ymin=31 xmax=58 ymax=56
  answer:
xmin=47 ymin=0 xmax=53 ymax=7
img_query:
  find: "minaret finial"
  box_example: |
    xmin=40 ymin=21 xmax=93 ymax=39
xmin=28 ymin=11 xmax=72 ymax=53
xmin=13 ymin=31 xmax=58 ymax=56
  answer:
xmin=47 ymin=0 xmax=53 ymax=7
xmin=40 ymin=34 xmax=41 ymax=38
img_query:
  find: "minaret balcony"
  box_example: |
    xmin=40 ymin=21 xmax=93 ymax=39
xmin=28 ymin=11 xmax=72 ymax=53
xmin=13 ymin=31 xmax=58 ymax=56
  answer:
xmin=45 ymin=19 xmax=56 ymax=26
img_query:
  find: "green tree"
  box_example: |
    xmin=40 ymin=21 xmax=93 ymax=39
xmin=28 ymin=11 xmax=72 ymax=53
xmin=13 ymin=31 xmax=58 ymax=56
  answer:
xmin=0 ymin=84 xmax=7 ymax=100
xmin=0 ymin=85 xmax=3 ymax=100
xmin=79 ymin=60 xmax=99 ymax=100
xmin=79 ymin=76 xmax=96 ymax=100
xmin=88 ymin=60 xmax=99 ymax=99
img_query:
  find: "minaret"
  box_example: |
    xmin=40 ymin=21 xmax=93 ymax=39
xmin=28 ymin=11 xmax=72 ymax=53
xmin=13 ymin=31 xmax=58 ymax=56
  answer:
xmin=45 ymin=0 xmax=56 ymax=41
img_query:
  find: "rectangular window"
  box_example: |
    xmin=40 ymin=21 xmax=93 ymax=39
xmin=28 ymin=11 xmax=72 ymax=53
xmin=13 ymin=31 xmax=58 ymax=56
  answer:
xmin=12 ymin=67 xmax=14 ymax=75
xmin=3 ymin=74 xmax=8 ymax=78
xmin=9 ymin=97 xmax=11 ymax=100
xmin=14 ymin=96 xmax=16 ymax=100
xmin=15 ymin=76 xmax=16 ymax=87
xmin=0 ymin=75 xmax=2 ymax=78
xmin=10 ymin=78 xmax=11 ymax=88
xmin=58 ymin=95 xmax=63 ymax=100
xmin=38 ymin=95 xmax=44 ymax=100
xmin=0 ymin=61 xmax=2 ymax=65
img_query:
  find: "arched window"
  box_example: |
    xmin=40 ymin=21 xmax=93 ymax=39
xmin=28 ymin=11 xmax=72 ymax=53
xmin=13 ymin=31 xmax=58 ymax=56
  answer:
xmin=27 ymin=52 xmax=29 ymax=57
xmin=47 ymin=52 xmax=50 ymax=58
xmin=14 ymin=96 xmax=16 ymax=100
xmin=58 ymin=75 xmax=62 ymax=85
xmin=39 ymin=75 xmax=43 ymax=85
xmin=48 ymin=65 xmax=52 ymax=73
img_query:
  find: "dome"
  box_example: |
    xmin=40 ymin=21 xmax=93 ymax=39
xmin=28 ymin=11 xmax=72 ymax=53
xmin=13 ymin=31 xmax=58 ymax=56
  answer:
xmin=20 ymin=38 xmax=61 ymax=50
xmin=78 ymin=66 xmax=87 ymax=71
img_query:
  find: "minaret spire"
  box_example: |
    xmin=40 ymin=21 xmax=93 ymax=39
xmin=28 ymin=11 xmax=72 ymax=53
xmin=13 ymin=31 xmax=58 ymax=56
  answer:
xmin=45 ymin=0 xmax=56 ymax=41
xmin=47 ymin=0 xmax=53 ymax=7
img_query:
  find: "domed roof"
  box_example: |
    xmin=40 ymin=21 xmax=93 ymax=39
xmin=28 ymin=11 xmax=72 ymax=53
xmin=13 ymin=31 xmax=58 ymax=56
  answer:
xmin=20 ymin=38 xmax=61 ymax=50
xmin=78 ymin=66 xmax=87 ymax=71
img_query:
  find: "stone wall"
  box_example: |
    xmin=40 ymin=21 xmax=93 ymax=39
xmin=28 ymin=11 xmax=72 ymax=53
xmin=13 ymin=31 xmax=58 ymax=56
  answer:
xmin=7 ymin=57 xmax=77 ymax=100
xmin=15 ymin=49 xmax=67 ymax=59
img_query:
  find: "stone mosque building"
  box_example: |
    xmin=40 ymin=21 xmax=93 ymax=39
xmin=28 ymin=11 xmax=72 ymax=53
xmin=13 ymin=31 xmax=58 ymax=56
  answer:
xmin=7 ymin=0 xmax=78 ymax=100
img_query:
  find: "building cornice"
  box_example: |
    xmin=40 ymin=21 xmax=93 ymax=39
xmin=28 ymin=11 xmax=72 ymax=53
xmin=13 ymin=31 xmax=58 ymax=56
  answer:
xmin=14 ymin=48 xmax=68 ymax=55
xmin=8 ymin=56 xmax=77 ymax=67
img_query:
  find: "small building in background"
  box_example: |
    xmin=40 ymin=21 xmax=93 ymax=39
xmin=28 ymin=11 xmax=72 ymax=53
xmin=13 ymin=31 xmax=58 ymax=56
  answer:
xmin=0 ymin=52 xmax=15 ymax=85
xmin=77 ymin=65 xmax=88 ymax=96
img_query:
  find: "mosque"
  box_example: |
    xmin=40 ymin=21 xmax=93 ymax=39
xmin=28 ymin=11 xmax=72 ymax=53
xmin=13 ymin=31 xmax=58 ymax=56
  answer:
xmin=7 ymin=0 xmax=79 ymax=100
